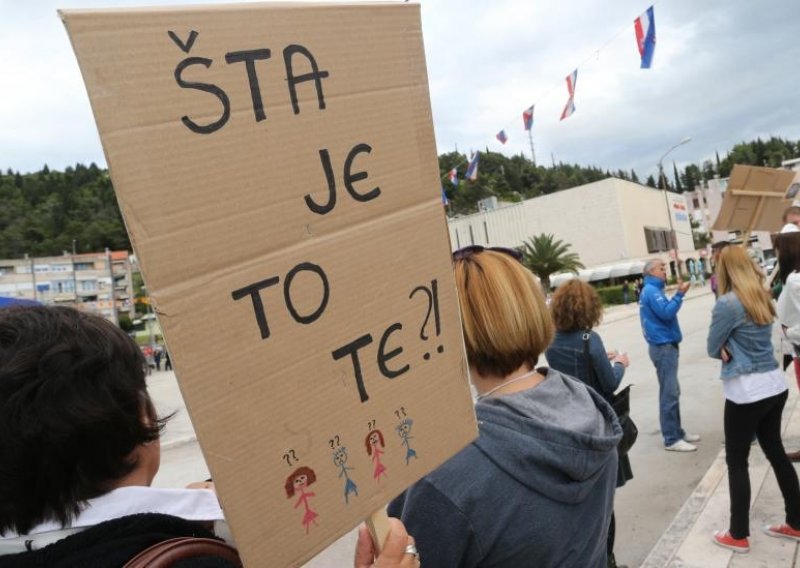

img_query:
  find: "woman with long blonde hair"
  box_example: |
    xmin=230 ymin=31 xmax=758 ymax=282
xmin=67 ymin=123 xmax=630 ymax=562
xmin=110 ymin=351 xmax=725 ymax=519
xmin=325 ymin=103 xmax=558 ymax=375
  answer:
xmin=708 ymin=246 xmax=800 ymax=553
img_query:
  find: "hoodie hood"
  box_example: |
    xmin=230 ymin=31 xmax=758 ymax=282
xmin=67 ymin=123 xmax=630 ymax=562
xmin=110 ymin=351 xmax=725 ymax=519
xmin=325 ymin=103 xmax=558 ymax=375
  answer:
xmin=474 ymin=368 xmax=621 ymax=505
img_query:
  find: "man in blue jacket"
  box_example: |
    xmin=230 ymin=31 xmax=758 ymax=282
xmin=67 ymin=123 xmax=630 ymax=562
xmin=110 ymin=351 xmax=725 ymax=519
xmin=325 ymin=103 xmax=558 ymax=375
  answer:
xmin=640 ymin=259 xmax=701 ymax=452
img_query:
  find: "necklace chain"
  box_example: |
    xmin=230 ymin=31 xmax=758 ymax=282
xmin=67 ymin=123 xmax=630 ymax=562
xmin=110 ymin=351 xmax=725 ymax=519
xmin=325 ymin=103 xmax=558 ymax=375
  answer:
xmin=476 ymin=368 xmax=538 ymax=400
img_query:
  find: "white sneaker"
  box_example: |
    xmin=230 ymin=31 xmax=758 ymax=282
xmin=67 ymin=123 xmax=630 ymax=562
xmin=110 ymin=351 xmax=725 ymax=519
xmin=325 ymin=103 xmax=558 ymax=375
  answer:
xmin=684 ymin=433 xmax=701 ymax=443
xmin=666 ymin=440 xmax=697 ymax=452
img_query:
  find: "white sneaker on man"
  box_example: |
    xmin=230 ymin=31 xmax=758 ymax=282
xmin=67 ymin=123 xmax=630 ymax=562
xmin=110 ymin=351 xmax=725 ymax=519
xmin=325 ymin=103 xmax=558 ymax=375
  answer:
xmin=684 ymin=433 xmax=701 ymax=443
xmin=666 ymin=440 xmax=697 ymax=452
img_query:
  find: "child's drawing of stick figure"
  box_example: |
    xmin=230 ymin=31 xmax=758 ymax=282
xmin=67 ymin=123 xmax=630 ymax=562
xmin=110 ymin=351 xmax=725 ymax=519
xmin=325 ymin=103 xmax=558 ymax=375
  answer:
xmin=396 ymin=418 xmax=418 ymax=465
xmin=333 ymin=446 xmax=358 ymax=504
xmin=285 ymin=466 xmax=319 ymax=534
xmin=365 ymin=429 xmax=388 ymax=482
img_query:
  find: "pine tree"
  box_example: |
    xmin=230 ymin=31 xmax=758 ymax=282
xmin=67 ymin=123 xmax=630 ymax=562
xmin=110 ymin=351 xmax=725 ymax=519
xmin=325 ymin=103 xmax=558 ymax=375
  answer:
xmin=672 ymin=161 xmax=683 ymax=193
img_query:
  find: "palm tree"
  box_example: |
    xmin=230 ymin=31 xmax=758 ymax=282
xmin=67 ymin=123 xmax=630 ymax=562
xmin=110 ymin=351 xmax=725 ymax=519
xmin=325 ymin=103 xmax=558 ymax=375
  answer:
xmin=522 ymin=233 xmax=584 ymax=291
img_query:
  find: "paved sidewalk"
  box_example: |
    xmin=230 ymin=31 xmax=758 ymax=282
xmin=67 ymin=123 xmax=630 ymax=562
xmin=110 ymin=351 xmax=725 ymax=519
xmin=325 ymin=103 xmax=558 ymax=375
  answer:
xmin=642 ymin=377 xmax=800 ymax=567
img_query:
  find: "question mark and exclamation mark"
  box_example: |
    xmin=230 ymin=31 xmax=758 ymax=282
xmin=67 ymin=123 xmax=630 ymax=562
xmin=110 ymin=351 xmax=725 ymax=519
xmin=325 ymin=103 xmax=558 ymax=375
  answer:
xmin=409 ymin=279 xmax=443 ymax=361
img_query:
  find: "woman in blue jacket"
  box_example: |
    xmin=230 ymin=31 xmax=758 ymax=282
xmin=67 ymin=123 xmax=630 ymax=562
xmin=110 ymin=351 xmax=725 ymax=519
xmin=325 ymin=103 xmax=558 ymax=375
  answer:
xmin=546 ymin=279 xmax=631 ymax=568
xmin=708 ymin=246 xmax=800 ymax=553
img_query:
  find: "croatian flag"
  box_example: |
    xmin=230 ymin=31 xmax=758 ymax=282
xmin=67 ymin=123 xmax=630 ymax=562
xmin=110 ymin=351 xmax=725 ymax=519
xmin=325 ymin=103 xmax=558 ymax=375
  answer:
xmin=523 ymin=105 xmax=534 ymax=131
xmin=560 ymin=69 xmax=578 ymax=121
xmin=465 ymin=152 xmax=480 ymax=181
xmin=634 ymin=6 xmax=656 ymax=69
xmin=447 ymin=167 xmax=458 ymax=187
xmin=496 ymin=129 xmax=508 ymax=144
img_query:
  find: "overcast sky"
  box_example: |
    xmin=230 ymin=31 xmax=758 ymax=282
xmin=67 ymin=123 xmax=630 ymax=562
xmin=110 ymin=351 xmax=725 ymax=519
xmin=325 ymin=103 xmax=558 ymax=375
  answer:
xmin=2 ymin=0 xmax=798 ymax=181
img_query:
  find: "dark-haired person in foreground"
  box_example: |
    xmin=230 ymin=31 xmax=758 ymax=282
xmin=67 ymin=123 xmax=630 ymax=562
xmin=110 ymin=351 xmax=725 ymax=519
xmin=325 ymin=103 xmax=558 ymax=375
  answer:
xmin=0 ymin=306 xmax=418 ymax=568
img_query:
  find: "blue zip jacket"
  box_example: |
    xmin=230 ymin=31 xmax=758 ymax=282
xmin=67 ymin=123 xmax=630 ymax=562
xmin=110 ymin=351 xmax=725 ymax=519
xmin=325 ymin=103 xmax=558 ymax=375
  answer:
xmin=639 ymin=275 xmax=685 ymax=345
xmin=706 ymin=292 xmax=778 ymax=379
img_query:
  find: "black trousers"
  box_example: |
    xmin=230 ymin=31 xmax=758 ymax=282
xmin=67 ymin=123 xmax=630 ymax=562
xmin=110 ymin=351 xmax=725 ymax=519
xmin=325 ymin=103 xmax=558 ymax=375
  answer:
xmin=725 ymin=390 xmax=800 ymax=538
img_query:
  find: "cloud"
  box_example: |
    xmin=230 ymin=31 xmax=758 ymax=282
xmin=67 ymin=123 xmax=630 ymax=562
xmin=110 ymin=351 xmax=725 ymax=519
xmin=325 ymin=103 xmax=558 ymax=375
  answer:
xmin=1 ymin=0 xmax=798 ymax=179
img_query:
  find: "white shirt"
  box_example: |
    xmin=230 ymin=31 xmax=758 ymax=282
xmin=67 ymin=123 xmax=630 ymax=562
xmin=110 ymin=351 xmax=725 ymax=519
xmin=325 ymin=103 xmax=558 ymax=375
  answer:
xmin=0 ymin=486 xmax=229 ymax=554
xmin=777 ymin=272 xmax=800 ymax=343
xmin=723 ymin=367 xmax=787 ymax=404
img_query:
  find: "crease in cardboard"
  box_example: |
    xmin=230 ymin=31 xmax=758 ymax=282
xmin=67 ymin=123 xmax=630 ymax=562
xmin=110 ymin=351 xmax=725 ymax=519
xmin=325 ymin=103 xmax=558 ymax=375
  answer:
xmin=93 ymin=79 xmax=427 ymax=140
xmin=155 ymin=197 xmax=441 ymax=302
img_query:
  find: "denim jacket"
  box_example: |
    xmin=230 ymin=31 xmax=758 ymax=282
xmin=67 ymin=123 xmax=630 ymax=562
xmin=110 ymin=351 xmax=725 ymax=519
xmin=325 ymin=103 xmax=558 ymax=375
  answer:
xmin=639 ymin=275 xmax=684 ymax=345
xmin=545 ymin=330 xmax=624 ymax=398
xmin=706 ymin=292 xmax=778 ymax=379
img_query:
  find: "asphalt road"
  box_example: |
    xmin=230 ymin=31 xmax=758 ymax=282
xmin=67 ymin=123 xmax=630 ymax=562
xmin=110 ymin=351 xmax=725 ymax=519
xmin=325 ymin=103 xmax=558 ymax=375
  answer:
xmin=151 ymin=286 xmax=726 ymax=568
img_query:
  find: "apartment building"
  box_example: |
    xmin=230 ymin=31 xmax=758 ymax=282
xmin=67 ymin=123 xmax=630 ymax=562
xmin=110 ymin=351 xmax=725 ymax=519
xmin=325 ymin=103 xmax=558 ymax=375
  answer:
xmin=0 ymin=250 xmax=134 ymax=324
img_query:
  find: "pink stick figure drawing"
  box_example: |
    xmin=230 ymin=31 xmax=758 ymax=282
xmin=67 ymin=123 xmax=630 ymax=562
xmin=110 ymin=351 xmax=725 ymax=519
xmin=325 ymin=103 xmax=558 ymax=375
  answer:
xmin=365 ymin=429 xmax=388 ymax=482
xmin=285 ymin=466 xmax=319 ymax=534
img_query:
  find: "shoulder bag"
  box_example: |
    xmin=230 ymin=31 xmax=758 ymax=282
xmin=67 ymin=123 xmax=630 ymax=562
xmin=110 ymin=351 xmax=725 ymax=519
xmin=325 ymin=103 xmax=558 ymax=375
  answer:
xmin=123 ymin=537 xmax=243 ymax=568
xmin=582 ymin=331 xmax=639 ymax=456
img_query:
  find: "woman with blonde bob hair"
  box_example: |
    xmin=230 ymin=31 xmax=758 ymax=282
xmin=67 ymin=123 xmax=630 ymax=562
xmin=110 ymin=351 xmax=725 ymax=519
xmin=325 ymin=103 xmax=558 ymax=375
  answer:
xmin=389 ymin=247 xmax=621 ymax=568
xmin=708 ymin=246 xmax=800 ymax=553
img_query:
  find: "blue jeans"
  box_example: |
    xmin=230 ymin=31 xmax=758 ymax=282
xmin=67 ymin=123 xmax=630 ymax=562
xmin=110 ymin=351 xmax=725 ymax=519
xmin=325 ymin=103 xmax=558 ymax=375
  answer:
xmin=649 ymin=343 xmax=685 ymax=445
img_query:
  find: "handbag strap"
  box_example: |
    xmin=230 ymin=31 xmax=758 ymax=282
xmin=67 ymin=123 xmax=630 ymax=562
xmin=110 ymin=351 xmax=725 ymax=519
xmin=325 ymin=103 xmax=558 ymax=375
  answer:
xmin=123 ymin=537 xmax=242 ymax=568
xmin=581 ymin=331 xmax=603 ymax=394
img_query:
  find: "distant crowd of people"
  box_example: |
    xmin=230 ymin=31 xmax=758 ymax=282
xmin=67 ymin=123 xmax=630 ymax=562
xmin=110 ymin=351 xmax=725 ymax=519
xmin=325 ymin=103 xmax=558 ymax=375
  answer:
xmin=140 ymin=342 xmax=172 ymax=373
xmin=4 ymin=210 xmax=800 ymax=566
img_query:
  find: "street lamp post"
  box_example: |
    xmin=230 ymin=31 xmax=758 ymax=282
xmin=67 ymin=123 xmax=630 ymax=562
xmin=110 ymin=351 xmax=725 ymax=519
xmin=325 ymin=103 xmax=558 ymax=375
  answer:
xmin=657 ymin=136 xmax=692 ymax=279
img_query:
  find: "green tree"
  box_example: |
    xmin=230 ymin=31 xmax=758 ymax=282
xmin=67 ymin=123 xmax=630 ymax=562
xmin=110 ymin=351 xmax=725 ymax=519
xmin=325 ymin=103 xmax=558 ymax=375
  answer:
xmin=672 ymin=161 xmax=683 ymax=193
xmin=690 ymin=218 xmax=711 ymax=249
xmin=522 ymin=233 xmax=584 ymax=291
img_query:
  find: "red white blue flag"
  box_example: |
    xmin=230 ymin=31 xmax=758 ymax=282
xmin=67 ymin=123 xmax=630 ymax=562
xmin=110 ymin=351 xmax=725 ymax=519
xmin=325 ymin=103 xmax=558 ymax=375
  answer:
xmin=496 ymin=129 xmax=508 ymax=144
xmin=634 ymin=6 xmax=656 ymax=69
xmin=465 ymin=152 xmax=480 ymax=181
xmin=560 ymin=69 xmax=578 ymax=121
xmin=523 ymin=105 xmax=534 ymax=131
xmin=447 ymin=167 xmax=458 ymax=187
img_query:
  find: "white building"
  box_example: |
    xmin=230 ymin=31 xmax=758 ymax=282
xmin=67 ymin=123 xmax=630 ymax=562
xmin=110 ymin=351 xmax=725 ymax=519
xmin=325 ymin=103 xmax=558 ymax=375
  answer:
xmin=683 ymin=158 xmax=800 ymax=263
xmin=0 ymin=250 xmax=134 ymax=323
xmin=447 ymin=177 xmax=697 ymax=284
xmin=683 ymin=176 xmax=773 ymax=258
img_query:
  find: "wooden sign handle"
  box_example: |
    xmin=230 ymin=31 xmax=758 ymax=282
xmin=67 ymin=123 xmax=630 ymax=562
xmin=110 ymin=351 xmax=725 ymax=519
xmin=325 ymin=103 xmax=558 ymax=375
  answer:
xmin=366 ymin=508 xmax=391 ymax=553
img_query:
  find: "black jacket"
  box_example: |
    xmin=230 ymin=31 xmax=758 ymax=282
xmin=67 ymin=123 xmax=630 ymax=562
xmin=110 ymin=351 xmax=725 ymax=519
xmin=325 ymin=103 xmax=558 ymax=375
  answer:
xmin=0 ymin=513 xmax=237 ymax=568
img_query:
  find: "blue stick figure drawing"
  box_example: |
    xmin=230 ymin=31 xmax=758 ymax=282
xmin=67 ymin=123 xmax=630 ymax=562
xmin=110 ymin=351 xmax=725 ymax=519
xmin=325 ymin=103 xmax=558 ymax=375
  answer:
xmin=333 ymin=446 xmax=358 ymax=504
xmin=396 ymin=418 xmax=418 ymax=465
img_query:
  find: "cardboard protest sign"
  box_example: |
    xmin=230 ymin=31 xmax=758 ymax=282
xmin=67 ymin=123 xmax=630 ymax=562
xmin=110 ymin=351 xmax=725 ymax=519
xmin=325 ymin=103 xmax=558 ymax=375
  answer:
xmin=712 ymin=164 xmax=797 ymax=234
xmin=61 ymin=3 xmax=477 ymax=566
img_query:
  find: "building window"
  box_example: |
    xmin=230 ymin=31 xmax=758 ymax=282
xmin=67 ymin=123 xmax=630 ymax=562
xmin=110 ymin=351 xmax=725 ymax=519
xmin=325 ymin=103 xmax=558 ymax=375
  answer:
xmin=75 ymin=262 xmax=94 ymax=271
xmin=81 ymin=280 xmax=97 ymax=292
xmin=468 ymin=225 xmax=475 ymax=245
xmin=692 ymin=198 xmax=700 ymax=208
xmin=644 ymin=227 xmax=674 ymax=253
xmin=483 ymin=221 xmax=489 ymax=243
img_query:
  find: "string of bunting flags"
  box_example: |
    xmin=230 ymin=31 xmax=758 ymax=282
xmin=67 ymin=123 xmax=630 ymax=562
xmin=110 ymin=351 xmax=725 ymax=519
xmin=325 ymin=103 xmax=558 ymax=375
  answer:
xmin=444 ymin=3 xmax=658 ymax=194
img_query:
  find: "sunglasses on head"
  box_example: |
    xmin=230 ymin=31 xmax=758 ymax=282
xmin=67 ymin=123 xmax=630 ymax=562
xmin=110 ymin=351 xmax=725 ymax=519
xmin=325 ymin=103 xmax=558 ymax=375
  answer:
xmin=452 ymin=245 xmax=523 ymax=263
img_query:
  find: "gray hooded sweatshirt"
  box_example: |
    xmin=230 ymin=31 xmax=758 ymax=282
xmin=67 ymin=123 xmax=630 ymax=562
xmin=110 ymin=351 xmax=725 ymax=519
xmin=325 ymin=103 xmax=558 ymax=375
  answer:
xmin=388 ymin=368 xmax=621 ymax=568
